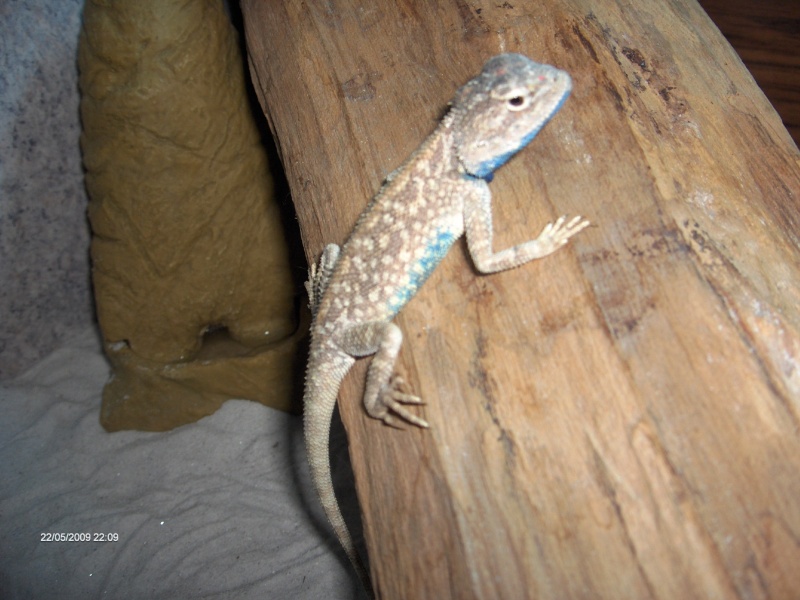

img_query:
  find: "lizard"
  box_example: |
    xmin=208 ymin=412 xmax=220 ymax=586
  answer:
xmin=302 ymin=53 xmax=589 ymax=596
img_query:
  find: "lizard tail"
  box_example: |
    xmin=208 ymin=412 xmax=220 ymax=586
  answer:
xmin=303 ymin=352 xmax=374 ymax=597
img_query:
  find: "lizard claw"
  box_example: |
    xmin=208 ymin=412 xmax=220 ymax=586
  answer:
xmin=524 ymin=215 xmax=590 ymax=258
xmin=379 ymin=377 xmax=429 ymax=429
xmin=542 ymin=215 xmax=590 ymax=247
xmin=386 ymin=376 xmax=425 ymax=404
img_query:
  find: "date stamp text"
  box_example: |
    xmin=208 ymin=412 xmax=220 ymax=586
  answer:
xmin=41 ymin=532 xmax=119 ymax=542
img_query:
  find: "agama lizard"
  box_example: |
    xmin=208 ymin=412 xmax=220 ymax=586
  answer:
xmin=303 ymin=53 xmax=589 ymax=596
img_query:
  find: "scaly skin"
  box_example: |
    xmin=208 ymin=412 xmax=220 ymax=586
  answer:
xmin=302 ymin=54 xmax=589 ymax=596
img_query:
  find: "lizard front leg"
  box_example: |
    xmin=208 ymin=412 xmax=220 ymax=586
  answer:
xmin=464 ymin=183 xmax=589 ymax=273
xmin=338 ymin=321 xmax=429 ymax=428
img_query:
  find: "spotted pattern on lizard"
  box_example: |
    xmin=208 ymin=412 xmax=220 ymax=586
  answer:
xmin=302 ymin=53 xmax=590 ymax=597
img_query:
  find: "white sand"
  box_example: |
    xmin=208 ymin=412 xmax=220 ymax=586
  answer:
xmin=0 ymin=327 xmax=367 ymax=599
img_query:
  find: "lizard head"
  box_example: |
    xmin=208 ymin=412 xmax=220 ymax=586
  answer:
xmin=450 ymin=54 xmax=572 ymax=180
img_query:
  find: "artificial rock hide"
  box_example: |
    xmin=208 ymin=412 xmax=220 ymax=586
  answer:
xmin=79 ymin=0 xmax=303 ymax=431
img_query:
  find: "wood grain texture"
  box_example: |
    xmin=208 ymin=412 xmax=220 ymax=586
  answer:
xmin=242 ymin=1 xmax=800 ymax=598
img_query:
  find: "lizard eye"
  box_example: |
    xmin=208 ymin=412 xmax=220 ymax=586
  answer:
xmin=492 ymin=86 xmax=530 ymax=111
xmin=506 ymin=94 xmax=529 ymax=111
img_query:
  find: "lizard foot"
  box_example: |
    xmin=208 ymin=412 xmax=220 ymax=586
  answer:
xmin=378 ymin=376 xmax=429 ymax=429
xmin=536 ymin=215 xmax=590 ymax=252
xmin=305 ymin=244 xmax=341 ymax=315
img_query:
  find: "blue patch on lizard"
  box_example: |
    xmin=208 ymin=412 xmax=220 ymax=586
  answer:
xmin=387 ymin=229 xmax=457 ymax=315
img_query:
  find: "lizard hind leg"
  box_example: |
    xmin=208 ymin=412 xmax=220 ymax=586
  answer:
xmin=305 ymin=243 xmax=341 ymax=315
xmin=339 ymin=321 xmax=429 ymax=429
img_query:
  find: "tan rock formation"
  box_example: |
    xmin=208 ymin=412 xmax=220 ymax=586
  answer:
xmin=79 ymin=0 xmax=303 ymax=431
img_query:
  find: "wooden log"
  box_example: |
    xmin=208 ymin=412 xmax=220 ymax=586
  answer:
xmin=242 ymin=1 xmax=800 ymax=598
